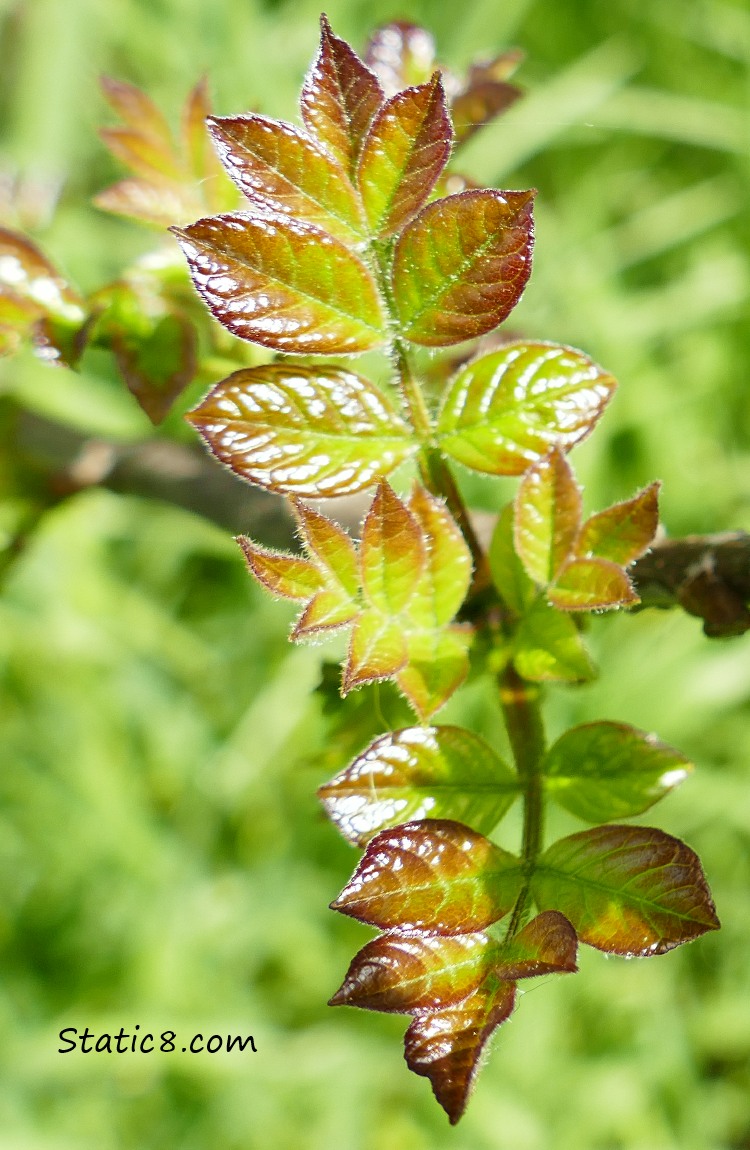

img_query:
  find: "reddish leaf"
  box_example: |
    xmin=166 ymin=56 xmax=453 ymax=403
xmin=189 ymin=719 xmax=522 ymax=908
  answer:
xmin=93 ymin=179 xmax=198 ymax=228
xmin=293 ymin=499 xmax=360 ymax=600
xmin=344 ymin=610 xmax=408 ymax=689
xmin=514 ymin=447 xmax=581 ymax=586
xmin=237 ymin=538 xmax=323 ymax=600
xmin=301 ymin=15 xmax=384 ymax=176
xmin=187 ymin=364 xmax=415 ymax=496
xmin=392 ymin=189 xmax=535 ymax=347
xmin=100 ymin=75 xmax=174 ymax=148
xmin=498 ymin=910 xmax=578 ymax=978
xmin=364 ymin=22 xmax=437 ymax=96
xmin=208 ymin=115 xmax=366 ymax=243
xmin=577 ymin=482 xmax=660 ymax=567
xmin=533 ymin=824 xmax=720 ymax=956
xmin=100 ymin=125 xmax=183 ymax=183
xmin=357 ymin=76 xmax=452 ymax=237
xmin=548 ymin=557 xmax=638 ymax=611
xmin=172 ymin=211 xmax=386 ymax=354
xmin=360 ymin=480 xmax=425 ymax=614
xmin=406 ymin=485 xmax=472 ymax=627
xmin=331 ymin=819 xmax=522 ymax=932
xmin=404 ymin=977 xmax=516 ymax=1124
xmin=452 ymin=80 xmax=522 ymax=145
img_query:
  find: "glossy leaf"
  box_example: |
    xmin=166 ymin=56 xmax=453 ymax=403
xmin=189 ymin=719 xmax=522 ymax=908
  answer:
xmin=396 ymin=628 xmax=471 ymax=721
xmin=543 ymin=722 xmax=692 ymax=822
xmin=364 ymin=22 xmax=437 ymax=96
xmin=172 ymin=211 xmax=386 ymax=354
xmin=344 ymin=610 xmax=408 ymax=689
xmin=513 ymin=597 xmax=596 ymax=682
xmin=488 ymin=504 xmax=536 ymax=615
xmin=331 ymin=818 xmax=522 ymax=932
xmin=113 ymin=312 xmax=197 ymax=424
xmin=499 ymin=910 xmax=578 ymax=979
xmin=532 ymin=824 xmax=720 ymax=956
xmin=549 ymin=556 xmax=638 ymax=611
xmin=187 ymin=364 xmax=415 ymax=496
xmin=577 ymin=482 xmax=660 ymax=566
xmin=392 ymin=189 xmax=535 ymax=347
xmin=357 ymin=76 xmax=451 ymax=237
xmin=360 ymin=481 xmax=425 ymax=614
xmin=515 ymin=447 xmax=581 ymax=586
xmin=405 ymin=978 xmax=516 ymax=1124
xmin=207 ymin=115 xmax=366 ymax=243
xmin=318 ymin=724 xmax=518 ymax=845
xmin=301 ymin=15 xmax=384 ymax=176
xmin=436 ymin=342 xmax=616 ymax=475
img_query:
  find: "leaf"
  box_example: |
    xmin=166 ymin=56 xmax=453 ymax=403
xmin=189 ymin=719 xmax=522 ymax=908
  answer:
xmin=187 ymin=364 xmax=416 ymax=496
xmin=364 ymin=22 xmax=437 ymax=97
xmin=548 ymin=556 xmax=638 ymax=611
xmin=237 ymin=539 xmax=324 ymax=600
xmin=100 ymin=75 xmax=174 ymax=150
xmin=172 ymin=210 xmax=386 ymax=354
xmin=404 ymin=978 xmax=516 ymax=1124
xmin=488 ymin=504 xmax=536 ymax=615
xmin=207 ymin=115 xmax=366 ymax=243
xmin=344 ymin=610 xmax=408 ymax=688
xmin=318 ymin=724 xmax=519 ymax=845
xmin=392 ymin=189 xmax=535 ymax=347
xmin=182 ymin=77 xmax=231 ymax=211
xmin=532 ymin=824 xmax=720 ymax=956
xmin=437 ymin=342 xmax=616 ymax=476
xmin=396 ymin=628 xmax=471 ymax=721
xmin=360 ymin=481 xmax=425 ymax=614
xmin=0 ymin=228 xmax=85 ymax=365
xmin=113 ymin=312 xmax=197 ymax=424
xmin=452 ymin=79 xmax=522 ymax=145
xmin=498 ymin=910 xmax=578 ymax=979
xmin=514 ymin=447 xmax=581 ymax=586
xmin=331 ymin=818 xmax=522 ymax=932
xmin=406 ymin=485 xmax=473 ymax=628
xmin=513 ymin=597 xmax=596 ymax=682
xmin=293 ymin=499 xmax=360 ymax=600
xmin=543 ymin=722 xmax=692 ymax=823
xmin=94 ymin=179 xmax=199 ymax=228
xmin=301 ymin=15 xmax=384 ymax=176
xmin=577 ymin=482 xmax=660 ymax=566
xmin=357 ymin=75 xmax=452 ymax=237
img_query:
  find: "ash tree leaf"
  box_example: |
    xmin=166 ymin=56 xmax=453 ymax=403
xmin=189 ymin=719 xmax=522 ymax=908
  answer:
xmin=172 ymin=210 xmax=386 ymax=354
xmin=514 ymin=446 xmax=581 ymax=587
xmin=451 ymin=51 xmax=524 ymax=146
xmin=513 ymin=597 xmax=596 ymax=682
xmin=364 ymin=22 xmax=437 ymax=96
xmin=207 ymin=114 xmax=366 ymax=243
xmin=532 ymin=824 xmax=720 ymax=956
xmin=186 ymin=363 xmax=416 ymax=496
xmin=301 ymin=15 xmax=384 ymax=176
xmin=548 ymin=556 xmax=638 ymax=610
xmin=436 ymin=342 xmax=616 ymax=476
xmin=543 ymin=721 xmax=692 ymax=822
xmin=318 ymin=724 xmax=519 ymax=845
xmin=577 ymin=482 xmax=660 ymax=566
xmin=357 ymin=74 xmax=452 ymax=237
xmin=331 ymin=818 xmax=522 ymax=932
xmin=392 ymin=189 xmax=535 ymax=347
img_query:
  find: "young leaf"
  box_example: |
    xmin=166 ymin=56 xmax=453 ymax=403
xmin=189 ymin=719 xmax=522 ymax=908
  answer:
xmin=514 ymin=447 xmax=581 ymax=586
xmin=436 ymin=342 xmax=616 ymax=476
xmin=488 ymin=503 xmax=536 ymax=615
xmin=318 ymin=724 xmax=519 ymax=845
xmin=0 ymin=228 xmax=85 ymax=366
xmin=172 ymin=211 xmax=386 ymax=354
xmin=237 ymin=539 xmax=324 ymax=601
xmin=543 ymin=721 xmax=692 ymax=822
xmin=498 ymin=910 xmax=578 ymax=979
xmin=113 ymin=312 xmax=197 ymax=425
xmin=344 ymin=610 xmax=409 ymax=688
xmin=452 ymin=76 xmax=522 ymax=145
xmin=395 ymin=628 xmax=471 ymax=722
xmin=577 ymin=482 xmax=660 ymax=566
xmin=406 ymin=485 xmax=473 ymax=628
xmin=187 ymin=364 xmax=416 ymax=496
xmin=293 ymin=499 xmax=360 ymax=600
xmin=301 ymin=15 xmax=384 ymax=176
xmin=364 ymin=22 xmax=437 ymax=96
xmin=513 ymin=597 xmax=596 ymax=682
xmin=207 ymin=115 xmax=366 ymax=243
xmin=532 ymin=824 xmax=720 ymax=956
xmin=357 ymin=75 xmax=452 ymax=237
xmin=392 ymin=189 xmax=535 ymax=347
xmin=360 ymin=481 xmax=425 ymax=614
xmin=548 ymin=556 xmax=638 ymax=610
xmin=331 ymin=818 xmax=522 ymax=932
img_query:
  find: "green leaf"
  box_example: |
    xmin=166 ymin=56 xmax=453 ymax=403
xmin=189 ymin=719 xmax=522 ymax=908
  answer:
xmin=436 ymin=342 xmax=616 ymax=476
xmin=344 ymin=609 xmax=408 ymax=689
xmin=357 ymin=75 xmax=452 ymax=237
xmin=406 ymin=485 xmax=473 ymax=628
xmin=0 ymin=227 xmax=83 ymax=325
xmin=513 ymin=597 xmax=596 ymax=682
xmin=392 ymin=189 xmax=535 ymax=347
xmin=318 ymin=724 xmax=518 ymax=845
xmin=577 ymin=482 xmax=660 ymax=566
xmin=488 ymin=503 xmax=536 ymax=615
xmin=187 ymin=364 xmax=416 ymax=496
xmin=532 ymin=824 xmax=720 ymax=956
xmin=396 ymin=628 xmax=471 ymax=721
xmin=543 ymin=721 xmax=692 ymax=822
xmin=360 ymin=481 xmax=425 ymax=614
xmin=514 ymin=447 xmax=581 ymax=586
xmin=301 ymin=15 xmax=384 ymax=176
xmin=331 ymin=818 xmax=522 ymax=932
xmin=364 ymin=22 xmax=437 ymax=96
xmin=293 ymin=499 xmax=360 ymax=600
xmin=113 ymin=313 xmax=197 ymax=425
xmin=172 ymin=210 xmax=386 ymax=354
xmin=548 ymin=556 xmax=638 ymax=611
xmin=207 ymin=114 xmax=366 ymax=243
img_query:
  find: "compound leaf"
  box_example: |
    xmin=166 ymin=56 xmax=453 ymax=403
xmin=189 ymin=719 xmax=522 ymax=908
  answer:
xmin=437 ymin=341 xmax=616 ymax=475
xmin=543 ymin=721 xmax=692 ymax=822
xmin=532 ymin=824 xmax=720 ymax=956
xmin=392 ymin=189 xmax=534 ymax=347
xmin=331 ymin=818 xmax=522 ymax=932
xmin=364 ymin=22 xmax=437 ymax=96
xmin=187 ymin=364 xmax=415 ymax=496
xmin=577 ymin=482 xmax=660 ymax=567
xmin=548 ymin=556 xmax=638 ymax=611
xmin=514 ymin=447 xmax=581 ymax=587
xmin=172 ymin=210 xmax=386 ymax=354
xmin=318 ymin=724 xmax=518 ymax=845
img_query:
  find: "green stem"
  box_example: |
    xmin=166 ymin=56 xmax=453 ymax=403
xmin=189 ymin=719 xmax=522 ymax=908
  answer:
xmin=499 ymin=664 xmax=546 ymax=938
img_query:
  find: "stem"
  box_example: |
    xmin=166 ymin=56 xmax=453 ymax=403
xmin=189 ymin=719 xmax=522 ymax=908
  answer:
xmin=499 ymin=664 xmax=546 ymax=938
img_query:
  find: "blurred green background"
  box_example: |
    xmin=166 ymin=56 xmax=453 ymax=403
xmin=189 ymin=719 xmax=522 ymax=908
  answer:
xmin=1 ymin=0 xmax=749 ymax=1146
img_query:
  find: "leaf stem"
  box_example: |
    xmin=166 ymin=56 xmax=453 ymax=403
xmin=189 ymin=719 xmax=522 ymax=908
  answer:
xmin=499 ymin=663 xmax=546 ymax=937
